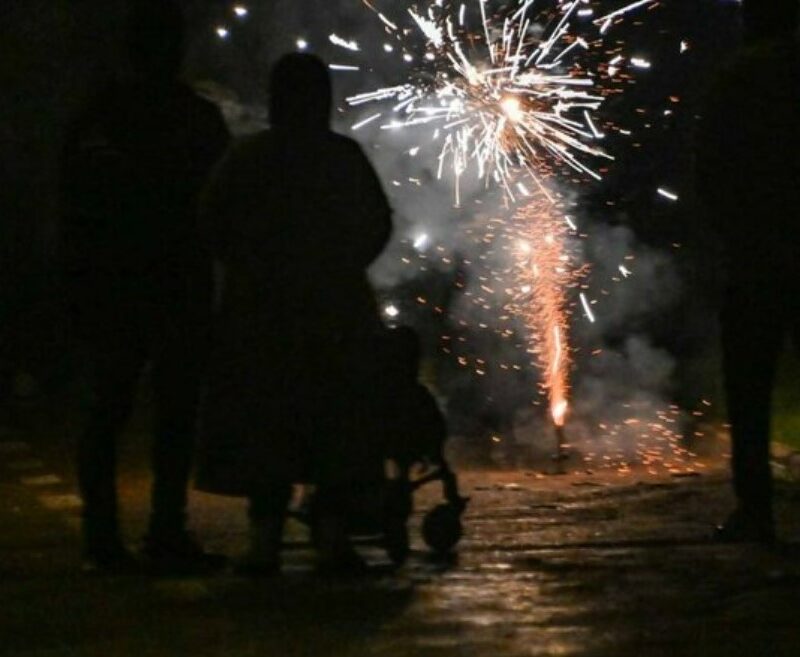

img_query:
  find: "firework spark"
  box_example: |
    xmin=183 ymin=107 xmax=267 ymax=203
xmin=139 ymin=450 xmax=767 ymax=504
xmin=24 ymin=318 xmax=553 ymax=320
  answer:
xmin=341 ymin=0 xmax=657 ymax=204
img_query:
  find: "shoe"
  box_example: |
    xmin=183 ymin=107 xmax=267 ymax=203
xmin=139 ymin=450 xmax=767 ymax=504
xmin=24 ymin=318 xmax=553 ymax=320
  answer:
xmin=141 ymin=530 xmax=228 ymax=576
xmin=82 ymin=544 xmax=141 ymax=576
xmin=713 ymin=508 xmax=775 ymax=545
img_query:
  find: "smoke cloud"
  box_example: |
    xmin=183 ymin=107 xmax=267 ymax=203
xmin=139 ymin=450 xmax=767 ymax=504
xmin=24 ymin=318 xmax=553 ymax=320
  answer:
xmin=190 ymin=1 xmax=696 ymax=469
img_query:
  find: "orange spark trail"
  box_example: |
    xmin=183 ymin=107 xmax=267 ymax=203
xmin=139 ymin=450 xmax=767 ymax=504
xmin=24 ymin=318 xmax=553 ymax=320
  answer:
xmin=511 ymin=197 xmax=575 ymax=427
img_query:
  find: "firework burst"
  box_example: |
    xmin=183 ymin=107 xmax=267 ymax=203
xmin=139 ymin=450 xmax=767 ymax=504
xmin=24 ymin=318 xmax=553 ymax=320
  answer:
xmin=344 ymin=0 xmax=653 ymax=204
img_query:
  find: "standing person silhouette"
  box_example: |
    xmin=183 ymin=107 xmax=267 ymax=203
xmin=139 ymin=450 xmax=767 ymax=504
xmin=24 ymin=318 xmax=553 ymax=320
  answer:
xmin=196 ymin=53 xmax=392 ymax=574
xmin=696 ymin=0 xmax=800 ymax=543
xmin=61 ymin=1 xmax=230 ymax=572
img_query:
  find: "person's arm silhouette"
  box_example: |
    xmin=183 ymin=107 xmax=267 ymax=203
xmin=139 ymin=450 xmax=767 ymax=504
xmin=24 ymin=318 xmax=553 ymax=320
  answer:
xmin=349 ymin=142 xmax=392 ymax=268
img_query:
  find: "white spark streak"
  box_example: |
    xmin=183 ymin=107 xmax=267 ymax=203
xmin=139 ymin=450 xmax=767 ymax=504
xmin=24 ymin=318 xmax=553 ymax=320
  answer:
xmin=329 ymin=34 xmax=360 ymax=52
xmin=595 ymin=0 xmax=656 ymax=33
xmin=351 ymin=113 xmax=382 ymax=130
xmin=657 ymin=187 xmax=679 ymax=201
xmin=409 ymin=9 xmax=444 ymax=48
xmin=579 ymin=293 xmax=596 ymax=323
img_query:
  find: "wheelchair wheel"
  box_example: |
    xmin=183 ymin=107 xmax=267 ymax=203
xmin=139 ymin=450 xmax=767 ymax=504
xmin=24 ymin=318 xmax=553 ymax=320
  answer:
xmin=422 ymin=503 xmax=463 ymax=554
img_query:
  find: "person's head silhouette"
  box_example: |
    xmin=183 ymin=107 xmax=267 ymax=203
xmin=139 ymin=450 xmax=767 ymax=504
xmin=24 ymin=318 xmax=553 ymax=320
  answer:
xmin=269 ymin=54 xmax=332 ymax=131
xmin=743 ymin=0 xmax=799 ymax=41
xmin=126 ymin=0 xmax=185 ymax=80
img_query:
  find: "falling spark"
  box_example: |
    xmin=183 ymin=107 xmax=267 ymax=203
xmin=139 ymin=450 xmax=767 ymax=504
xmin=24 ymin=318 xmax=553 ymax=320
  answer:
xmin=579 ymin=292 xmax=596 ymax=323
xmin=233 ymin=5 xmax=248 ymax=17
xmin=329 ymin=34 xmax=360 ymax=51
xmin=351 ymin=113 xmax=382 ymax=131
xmin=595 ymin=0 xmax=657 ymax=34
xmin=657 ymin=187 xmax=679 ymax=201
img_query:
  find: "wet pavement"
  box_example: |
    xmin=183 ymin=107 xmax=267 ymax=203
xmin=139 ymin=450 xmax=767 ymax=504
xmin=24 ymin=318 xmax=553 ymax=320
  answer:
xmin=1 ymin=410 xmax=799 ymax=657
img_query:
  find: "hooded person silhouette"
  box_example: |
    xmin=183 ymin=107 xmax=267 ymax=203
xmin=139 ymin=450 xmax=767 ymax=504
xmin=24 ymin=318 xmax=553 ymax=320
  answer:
xmin=196 ymin=53 xmax=393 ymax=573
xmin=696 ymin=0 xmax=800 ymax=543
xmin=61 ymin=0 xmax=231 ymax=573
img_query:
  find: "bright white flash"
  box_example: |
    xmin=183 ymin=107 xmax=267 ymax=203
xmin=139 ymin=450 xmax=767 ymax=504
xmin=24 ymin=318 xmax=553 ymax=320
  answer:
xmin=413 ymin=233 xmax=430 ymax=250
xmin=501 ymin=97 xmax=525 ymax=123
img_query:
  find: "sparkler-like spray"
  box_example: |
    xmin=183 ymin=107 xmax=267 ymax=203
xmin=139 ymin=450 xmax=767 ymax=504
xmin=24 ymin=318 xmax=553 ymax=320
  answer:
xmin=512 ymin=199 xmax=572 ymax=428
xmin=509 ymin=197 xmax=582 ymax=468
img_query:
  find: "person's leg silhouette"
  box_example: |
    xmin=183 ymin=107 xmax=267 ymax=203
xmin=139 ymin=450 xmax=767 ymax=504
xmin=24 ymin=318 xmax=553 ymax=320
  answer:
xmin=79 ymin=339 xmax=144 ymax=569
xmin=717 ymin=282 xmax=781 ymax=542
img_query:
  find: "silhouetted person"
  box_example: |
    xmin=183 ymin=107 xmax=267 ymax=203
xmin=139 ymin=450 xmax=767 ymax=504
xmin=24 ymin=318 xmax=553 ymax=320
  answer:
xmin=196 ymin=53 xmax=392 ymax=573
xmin=61 ymin=1 xmax=230 ymax=572
xmin=696 ymin=0 xmax=800 ymax=543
